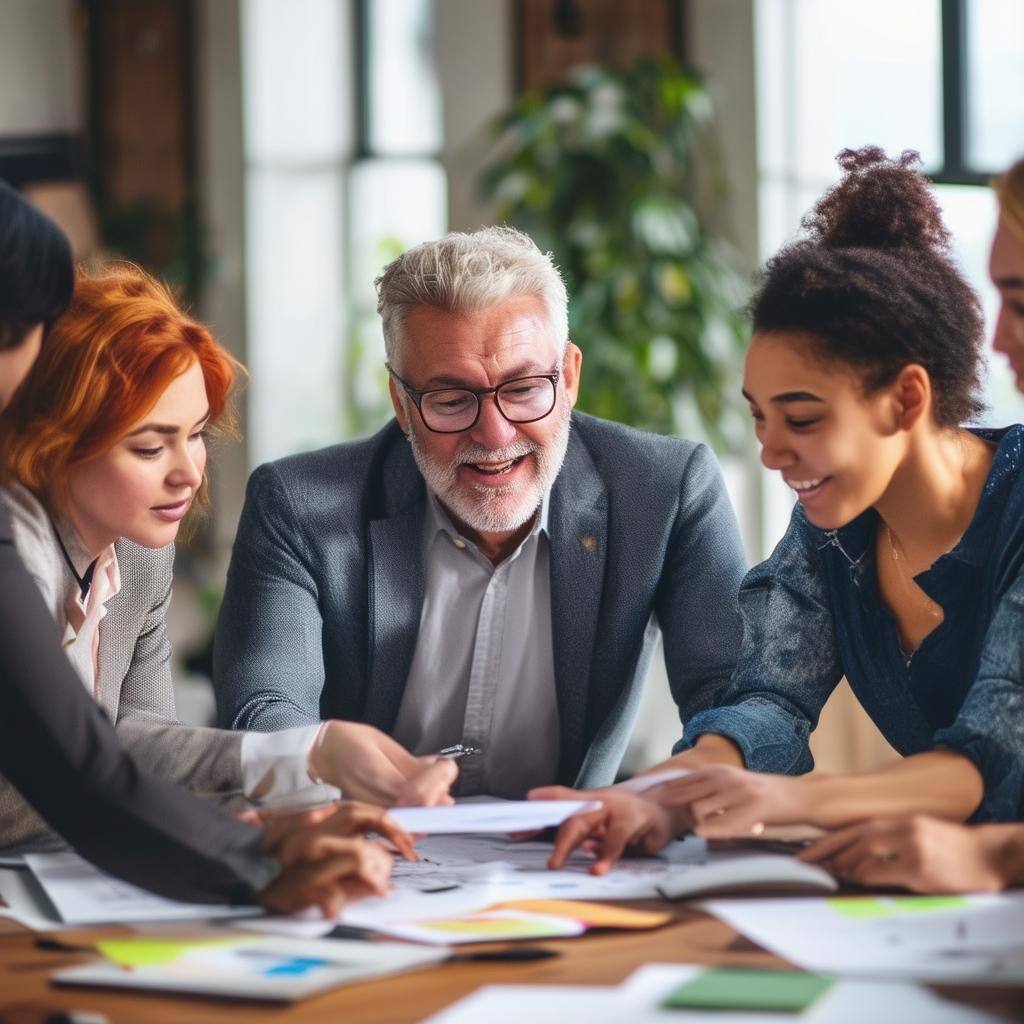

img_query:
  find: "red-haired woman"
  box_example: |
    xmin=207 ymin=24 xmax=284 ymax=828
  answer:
xmin=0 ymin=264 xmax=453 ymax=850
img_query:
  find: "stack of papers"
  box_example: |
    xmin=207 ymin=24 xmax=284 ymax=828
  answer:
xmin=701 ymin=893 xmax=1024 ymax=985
xmin=52 ymin=935 xmax=447 ymax=1002
xmin=22 ymin=852 xmax=258 ymax=925
xmin=424 ymin=964 xmax=1008 ymax=1023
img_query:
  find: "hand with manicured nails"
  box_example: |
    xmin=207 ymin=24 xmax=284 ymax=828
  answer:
xmin=528 ymin=785 xmax=682 ymax=874
xmin=798 ymin=817 xmax=1021 ymax=893
xmin=310 ymin=721 xmax=457 ymax=806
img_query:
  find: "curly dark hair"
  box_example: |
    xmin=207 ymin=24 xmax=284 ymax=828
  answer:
xmin=750 ymin=147 xmax=984 ymax=426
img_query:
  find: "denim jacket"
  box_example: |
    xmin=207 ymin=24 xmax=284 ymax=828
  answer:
xmin=680 ymin=425 xmax=1024 ymax=822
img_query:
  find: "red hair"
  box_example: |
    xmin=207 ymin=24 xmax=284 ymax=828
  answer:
xmin=0 ymin=263 xmax=244 ymax=509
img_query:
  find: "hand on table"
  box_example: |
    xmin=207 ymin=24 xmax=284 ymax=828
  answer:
xmin=310 ymin=720 xmax=457 ymax=806
xmin=798 ymin=816 xmax=1018 ymax=893
xmin=254 ymin=801 xmax=415 ymax=917
xmin=528 ymin=784 xmax=682 ymax=874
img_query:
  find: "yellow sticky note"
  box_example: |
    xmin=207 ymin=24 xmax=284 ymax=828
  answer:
xmin=488 ymin=899 xmax=671 ymax=930
xmin=97 ymin=937 xmax=248 ymax=968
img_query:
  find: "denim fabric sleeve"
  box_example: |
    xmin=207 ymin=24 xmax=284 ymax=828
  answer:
xmin=674 ymin=509 xmax=844 ymax=775
xmin=658 ymin=443 xmax=747 ymax=729
xmin=933 ymin=570 xmax=1024 ymax=822
xmin=213 ymin=463 xmax=326 ymax=732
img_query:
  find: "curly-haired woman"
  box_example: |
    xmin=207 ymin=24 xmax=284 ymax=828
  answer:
xmin=535 ymin=150 xmax=1024 ymax=885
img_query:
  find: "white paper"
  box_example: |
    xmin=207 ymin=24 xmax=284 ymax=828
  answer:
xmin=423 ymin=985 xmax=626 ymax=1024
xmin=337 ymin=834 xmax=833 ymax=932
xmin=701 ymin=893 xmax=1024 ymax=986
xmin=618 ymin=964 xmax=1006 ymax=1024
xmin=372 ymin=909 xmax=587 ymax=945
xmin=52 ymin=937 xmax=447 ymax=1003
xmin=389 ymin=800 xmax=600 ymax=835
xmin=427 ymin=965 xmax=1006 ymax=1024
xmin=24 ymin=852 xmax=261 ymax=925
xmin=0 ymin=866 xmax=78 ymax=931
xmin=615 ymin=768 xmax=691 ymax=793
xmin=657 ymin=850 xmax=835 ymax=898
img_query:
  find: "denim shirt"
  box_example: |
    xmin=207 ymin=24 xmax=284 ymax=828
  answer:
xmin=680 ymin=425 xmax=1024 ymax=822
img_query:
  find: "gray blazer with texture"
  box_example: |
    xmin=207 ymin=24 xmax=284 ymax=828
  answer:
xmin=0 ymin=485 xmax=244 ymax=850
xmin=214 ymin=413 xmax=747 ymax=788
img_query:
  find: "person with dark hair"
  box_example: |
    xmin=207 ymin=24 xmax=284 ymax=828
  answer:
xmin=534 ymin=149 xmax=1024 ymax=880
xmin=0 ymin=179 xmax=73 ymax=403
xmin=0 ymin=178 xmax=413 ymax=911
xmin=786 ymin=155 xmax=1024 ymax=894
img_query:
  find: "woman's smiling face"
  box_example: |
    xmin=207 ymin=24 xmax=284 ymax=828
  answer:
xmin=743 ymin=331 xmax=908 ymax=529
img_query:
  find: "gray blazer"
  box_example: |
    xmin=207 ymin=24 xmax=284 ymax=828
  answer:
xmin=214 ymin=413 xmax=747 ymax=789
xmin=0 ymin=485 xmax=244 ymax=850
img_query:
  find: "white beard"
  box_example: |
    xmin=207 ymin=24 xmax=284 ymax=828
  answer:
xmin=408 ymin=398 xmax=572 ymax=534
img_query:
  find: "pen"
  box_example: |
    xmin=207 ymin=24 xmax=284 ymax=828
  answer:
xmin=437 ymin=744 xmax=482 ymax=760
xmin=324 ymin=930 xmax=560 ymax=964
xmin=707 ymin=837 xmax=814 ymax=856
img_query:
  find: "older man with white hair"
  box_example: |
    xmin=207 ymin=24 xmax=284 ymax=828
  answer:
xmin=214 ymin=227 xmax=747 ymax=797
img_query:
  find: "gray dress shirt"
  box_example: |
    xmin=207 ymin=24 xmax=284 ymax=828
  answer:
xmin=392 ymin=493 xmax=559 ymax=797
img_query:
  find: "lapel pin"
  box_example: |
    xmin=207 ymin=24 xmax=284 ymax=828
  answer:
xmin=581 ymin=535 xmax=597 ymax=552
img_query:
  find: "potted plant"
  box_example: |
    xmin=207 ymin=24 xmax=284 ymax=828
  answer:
xmin=479 ymin=57 xmax=749 ymax=446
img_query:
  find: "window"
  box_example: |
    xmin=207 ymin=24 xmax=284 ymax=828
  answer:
xmin=345 ymin=0 xmax=447 ymax=435
xmin=755 ymin=0 xmax=1024 ymax=550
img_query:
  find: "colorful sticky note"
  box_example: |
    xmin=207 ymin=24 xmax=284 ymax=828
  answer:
xmin=827 ymin=895 xmax=968 ymax=920
xmin=661 ymin=967 xmax=834 ymax=1013
xmin=488 ymin=899 xmax=671 ymax=930
xmin=415 ymin=912 xmax=579 ymax=938
xmin=96 ymin=937 xmax=248 ymax=969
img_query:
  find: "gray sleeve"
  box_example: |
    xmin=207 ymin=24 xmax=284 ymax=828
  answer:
xmin=0 ymin=505 xmax=275 ymax=902
xmin=116 ymin=544 xmax=245 ymax=797
xmin=214 ymin=463 xmax=327 ymax=731
xmin=656 ymin=443 xmax=747 ymax=739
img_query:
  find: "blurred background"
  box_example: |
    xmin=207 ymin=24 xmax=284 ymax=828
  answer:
xmin=2 ymin=0 xmax=1022 ymax=775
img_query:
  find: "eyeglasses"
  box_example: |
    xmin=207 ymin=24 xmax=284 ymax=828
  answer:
xmin=387 ymin=365 xmax=560 ymax=434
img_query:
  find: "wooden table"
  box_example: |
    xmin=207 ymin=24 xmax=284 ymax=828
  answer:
xmin=1 ymin=906 xmax=1023 ymax=1024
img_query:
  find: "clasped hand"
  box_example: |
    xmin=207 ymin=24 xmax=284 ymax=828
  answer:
xmin=253 ymin=801 xmax=415 ymax=917
xmin=309 ymin=720 xmax=458 ymax=807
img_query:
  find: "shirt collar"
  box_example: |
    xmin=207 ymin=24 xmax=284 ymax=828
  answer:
xmin=51 ymin=507 xmax=121 ymax=605
xmin=423 ymin=488 xmax=551 ymax=555
xmin=817 ymin=424 xmax=1023 ymax=571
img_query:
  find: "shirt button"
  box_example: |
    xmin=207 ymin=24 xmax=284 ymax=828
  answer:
xmin=452 ymin=537 xmax=467 ymax=550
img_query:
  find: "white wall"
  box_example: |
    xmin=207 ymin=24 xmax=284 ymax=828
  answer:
xmin=194 ymin=0 xmax=248 ymax=559
xmin=240 ymin=0 xmax=356 ymax=466
xmin=0 ymin=0 xmax=80 ymax=135
xmin=437 ymin=0 xmax=513 ymax=232
xmin=623 ymin=0 xmax=761 ymax=773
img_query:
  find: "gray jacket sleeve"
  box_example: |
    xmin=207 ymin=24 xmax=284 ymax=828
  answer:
xmin=0 ymin=506 xmax=275 ymax=902
xmin=214 ymin=463 xmax=327 ymax=731
xmin=657 ymin=443 xmax=747 ymax=736
xmin=114 ymin=544 xmax=246 ymax=800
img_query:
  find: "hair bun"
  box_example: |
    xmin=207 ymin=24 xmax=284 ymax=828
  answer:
xmin=803 ymin=146 xmax=950 ymax=254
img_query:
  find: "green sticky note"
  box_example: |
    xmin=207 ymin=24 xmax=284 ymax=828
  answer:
xmin=660 ymin=968 xmax=835 ymax=1013
xmin=827 ymin=897 xmax=893 ymax=919
xmin=97 ymin=937 xmax=247 ymax=968
xmin=828 ymin=895 xmax=969 ymax=920
xmin=893 ymin=896 xmax=967 ymax=913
